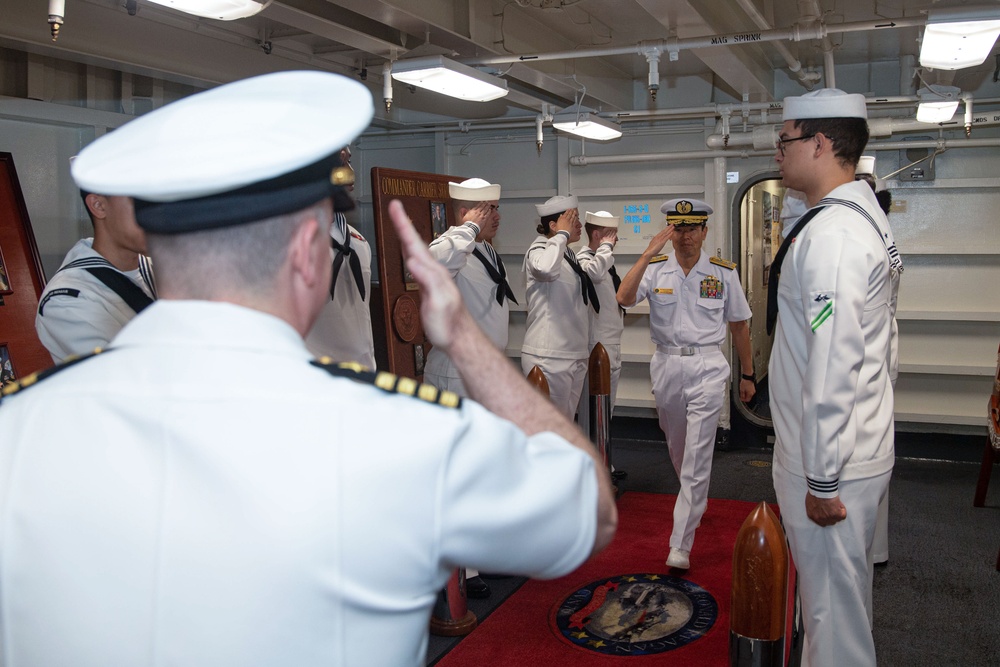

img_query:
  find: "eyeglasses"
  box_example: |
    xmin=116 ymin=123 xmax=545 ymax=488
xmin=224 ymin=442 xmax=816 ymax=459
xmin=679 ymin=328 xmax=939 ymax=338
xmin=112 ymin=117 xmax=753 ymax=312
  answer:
xmin=776 ymin=133 xmax=817 ymax=155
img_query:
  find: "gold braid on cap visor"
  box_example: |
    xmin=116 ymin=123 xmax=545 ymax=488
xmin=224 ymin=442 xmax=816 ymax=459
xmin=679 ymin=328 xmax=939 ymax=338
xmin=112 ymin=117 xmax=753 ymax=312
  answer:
xmin=667 ymin=215 xmax=708 ymax=225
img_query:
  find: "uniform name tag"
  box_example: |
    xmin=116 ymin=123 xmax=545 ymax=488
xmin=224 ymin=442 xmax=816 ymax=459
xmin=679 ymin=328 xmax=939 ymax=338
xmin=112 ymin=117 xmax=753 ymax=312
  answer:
xmin=653 ymin=288 xmax=673 ymax=294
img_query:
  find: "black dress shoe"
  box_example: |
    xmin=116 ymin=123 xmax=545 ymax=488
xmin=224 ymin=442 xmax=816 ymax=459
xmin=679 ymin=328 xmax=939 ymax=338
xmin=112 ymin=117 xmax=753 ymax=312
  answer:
xmin=611 ymin=470 xmax=628 ymax=481
xmin=480 ymin=573 xmax=513 ymax=580
xmin=465 ymin=576 xmax=491 ymax=599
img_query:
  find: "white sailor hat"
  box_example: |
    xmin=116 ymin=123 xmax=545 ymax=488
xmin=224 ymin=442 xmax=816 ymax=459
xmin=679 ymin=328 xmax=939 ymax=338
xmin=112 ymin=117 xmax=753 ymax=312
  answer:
xmin=71 ymin=71 xmax=375 ymax=234
xmin=855 ymin=155 xmax=876 ymax=176
xmin=449 ymin=178 xmax=501 ymax=202
xmin=660 ymin=198 xmax=712 ymax=225
xmin=535 ymin=194 xmax=578 ymax=217
xmin=779 ymin=188 xmax=809 ymax=235
xmin=782 ymin=88 xmax=867 ymax=121
xmin=585 ymin=210 xmax=619 ymax=228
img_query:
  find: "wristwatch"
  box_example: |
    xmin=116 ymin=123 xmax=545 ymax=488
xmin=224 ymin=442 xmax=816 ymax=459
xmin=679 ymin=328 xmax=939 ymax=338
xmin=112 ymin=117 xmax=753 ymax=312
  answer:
xmin=741 ymin=372 xmax=756 ymax=382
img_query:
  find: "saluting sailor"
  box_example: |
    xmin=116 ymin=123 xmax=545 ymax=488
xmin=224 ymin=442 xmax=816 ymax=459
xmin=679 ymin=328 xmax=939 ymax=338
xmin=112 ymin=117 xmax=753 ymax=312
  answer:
xmin=576 ymin=210 xmax=624 ymax=412
xmin=424 ymin=177 xmax=512 ymax=398
xmin=424 ymin=176 xmax=512 ymax=600
xmin=304 ymin=145 xmax=377 ymax=369
xmin=521 ymin=194 xmax=598 ymax=420
xmin=617 ymin=198 xmax=755 ymax=570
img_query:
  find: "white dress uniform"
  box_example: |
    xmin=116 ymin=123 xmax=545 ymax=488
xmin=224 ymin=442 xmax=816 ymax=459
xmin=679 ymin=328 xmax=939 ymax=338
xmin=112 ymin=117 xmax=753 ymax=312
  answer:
xmin=35 ymin=237 xmax=156 ymax=363
xmin=770 ymin=180 xmax=895 ymax=667
xmin=0 ymin=301 xmax=599 ymax=667
xmin=522 ymin=232 xmax=593 ymax=419
xmin=634 ymin=250 xmax=751 ymax=553
xmin=424 ymin=221 xmax=510 ymax=395
xmin=304 ymin=213 xmax=376 ymax=369
xmin=577 ymin=242 xmax=623 ymax=410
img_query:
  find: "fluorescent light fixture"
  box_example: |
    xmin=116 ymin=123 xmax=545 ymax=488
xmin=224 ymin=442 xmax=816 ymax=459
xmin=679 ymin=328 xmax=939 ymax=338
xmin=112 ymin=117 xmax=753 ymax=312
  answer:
xmin=916 ymin=85 xmax=961 ymax=123
xmin=919 ymin=6 xmax=1000 ymax=70
xmin=390 ymin=56 xmax=508 ymax=102
xmin=145 ymin=0 xmax=272 ymax=20
xmin=552 ymin=109 xmax=622 ymax=141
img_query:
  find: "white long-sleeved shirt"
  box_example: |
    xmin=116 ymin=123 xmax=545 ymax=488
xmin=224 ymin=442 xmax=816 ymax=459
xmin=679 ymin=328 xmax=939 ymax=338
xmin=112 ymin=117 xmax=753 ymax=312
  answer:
xmin=770 ymin=181 xmax=895 ymax=497
xmin=522 ymin=233 xmax=590 ymax=360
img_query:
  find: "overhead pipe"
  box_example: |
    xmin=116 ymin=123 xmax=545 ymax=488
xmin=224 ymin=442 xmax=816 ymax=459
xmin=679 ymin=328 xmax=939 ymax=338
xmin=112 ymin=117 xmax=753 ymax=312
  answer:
xmin=801 ymin=0 xmax=837 ymax=88
xmin=569 ymin=136 xmax=1000 ymax=168
xmin=460 ymin=17 xmax=926 ymax=68
xmin=735 ymin=0 xmax=821 ymax=90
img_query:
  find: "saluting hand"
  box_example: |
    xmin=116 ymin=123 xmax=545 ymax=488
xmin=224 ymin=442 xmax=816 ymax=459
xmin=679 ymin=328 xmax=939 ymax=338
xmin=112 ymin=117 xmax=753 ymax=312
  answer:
xmin=644 ymin=225 xmax=675 ymax=257
xmin=389 ymin=199 xmax=473 ymax=353
xmin=465 ymin=202 xmax=492 ymax=241
xmin=552 ymin=208 xmax=577 ymax=236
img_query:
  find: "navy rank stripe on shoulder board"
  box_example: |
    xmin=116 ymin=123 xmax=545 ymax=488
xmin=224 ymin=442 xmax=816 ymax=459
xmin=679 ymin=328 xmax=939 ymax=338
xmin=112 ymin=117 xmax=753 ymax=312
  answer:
xmin=710 ymin=256 xmax=736 ymax=270
xmin=310 ymin=358 xmax=462 ymax=409
xmin=649 ymin=254 xmax=669 ymax=264
xmin=0 ymin=349 xmax=106 ymax=402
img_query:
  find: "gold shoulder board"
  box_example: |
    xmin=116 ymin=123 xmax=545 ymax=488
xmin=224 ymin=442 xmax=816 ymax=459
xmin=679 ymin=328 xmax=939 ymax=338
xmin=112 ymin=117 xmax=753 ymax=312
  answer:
xmin=311 ymin=359 xmax=462 ymax=409
xmin=710 ymin=256 xmax=736 ymax=270
xmin=0 ymin=349 xmax=106 ymax=401
xmin=649 ymin=254 xmax=669 ymax=264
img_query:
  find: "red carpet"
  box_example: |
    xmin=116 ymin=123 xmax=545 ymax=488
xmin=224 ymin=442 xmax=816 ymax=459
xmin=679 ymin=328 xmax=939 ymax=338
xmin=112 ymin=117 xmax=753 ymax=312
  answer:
xmin=437 ymin=492 xmax=766 ymax=665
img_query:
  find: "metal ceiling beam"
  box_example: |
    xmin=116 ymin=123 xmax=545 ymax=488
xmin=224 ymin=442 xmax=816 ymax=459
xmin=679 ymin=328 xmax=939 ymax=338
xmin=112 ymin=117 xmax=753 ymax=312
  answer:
xmin=634 ymin=0 xmax=776 ymax=102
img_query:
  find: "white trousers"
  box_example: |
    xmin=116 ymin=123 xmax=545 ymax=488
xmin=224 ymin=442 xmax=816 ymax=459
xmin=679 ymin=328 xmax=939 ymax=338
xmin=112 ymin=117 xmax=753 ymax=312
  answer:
xmin=521 ymin=353 xmax=588 ymax=421
xmin=422 ymin=369 xmax=467 ymax=398
xmin=650 ymin=349 xmax=728 ymax=552
xmin=871 ymin=494 xmax=889 ymax=563
xmin=774 ymin=464 xmax=891 ymax=667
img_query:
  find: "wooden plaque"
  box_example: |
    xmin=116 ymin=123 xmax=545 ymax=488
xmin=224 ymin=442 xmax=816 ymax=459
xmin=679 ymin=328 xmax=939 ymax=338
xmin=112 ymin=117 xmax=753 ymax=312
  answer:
xmin=0 ymin=153 xmax=52 ymax=385
xmin=370 ymin=167 xmax=464 ymax=378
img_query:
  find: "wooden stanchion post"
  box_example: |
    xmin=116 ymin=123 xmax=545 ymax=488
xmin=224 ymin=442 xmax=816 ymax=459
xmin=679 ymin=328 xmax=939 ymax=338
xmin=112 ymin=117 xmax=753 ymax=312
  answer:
xmin=730 ymin=501 xmax=789 ymax=667
xmin=526 ymin=365 xmax=550 ymax=397
xmin=430 ymin=569 xmax=477 ymax=637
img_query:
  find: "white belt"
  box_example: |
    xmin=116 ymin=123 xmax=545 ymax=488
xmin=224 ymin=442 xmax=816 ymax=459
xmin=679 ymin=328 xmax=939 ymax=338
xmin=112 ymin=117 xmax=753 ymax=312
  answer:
xmin=657 ymin=344 xmax=721 ymax=356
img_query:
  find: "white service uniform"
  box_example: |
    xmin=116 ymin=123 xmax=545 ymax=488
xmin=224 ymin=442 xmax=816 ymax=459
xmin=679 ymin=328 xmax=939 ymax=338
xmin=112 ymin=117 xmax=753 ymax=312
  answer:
xmin=770 ymin=180 xmax=895 ymax=667
xmin=424 ymin=222 xmax=510 ymax=396
xmin=35 ymin=237 xmax=156 ymax=364
xmin=305 ymin=215 xmax=376 ymax=369
xmin=577 ymin=242 xmax=623 ymax=411
xmin=522 ymin=232 xmax=593 ymax=419
xmin=0 ymin=300 xmax=598 ymax=667
xmin=634 ymin=250 xmax=751 ymax=553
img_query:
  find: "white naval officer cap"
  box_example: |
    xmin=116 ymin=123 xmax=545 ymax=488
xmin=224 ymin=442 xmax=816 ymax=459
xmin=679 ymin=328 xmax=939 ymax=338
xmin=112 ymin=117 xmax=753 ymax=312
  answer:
xmin=71 ymin=71 xmax=375 ymax=234
xmin=660 ymin=198 xmax=713 ymax=226
xmin=782 ymin=88 xmax=868 ymax=121
xmin=448 ymin=178 xmax=501 ymax=202
xmin=535 ymin=194 xmax=578 ymax=217
xmin=584 ymin=210 xmax=619 ymax=228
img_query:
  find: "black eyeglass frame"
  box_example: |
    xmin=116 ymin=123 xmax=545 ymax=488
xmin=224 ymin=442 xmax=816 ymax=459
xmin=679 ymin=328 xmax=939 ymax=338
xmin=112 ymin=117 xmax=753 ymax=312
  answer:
xmin=776 ymin=133 xmax=817 ymax=155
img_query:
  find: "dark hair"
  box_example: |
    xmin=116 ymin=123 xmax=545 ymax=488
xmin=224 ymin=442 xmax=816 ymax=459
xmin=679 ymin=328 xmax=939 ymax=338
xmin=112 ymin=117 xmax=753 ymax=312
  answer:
xmin=538 ymin=212 xmax=560 ymax=235
xmin=875 ymin=190 xmax=892 ymax=215
xmin=794 ymin=117 xmax=869 ymax=169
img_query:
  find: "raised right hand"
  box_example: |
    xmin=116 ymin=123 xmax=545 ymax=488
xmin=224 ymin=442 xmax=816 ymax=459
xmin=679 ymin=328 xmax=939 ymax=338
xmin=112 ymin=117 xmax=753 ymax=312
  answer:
xmin=552 ymin=208 xmax=577 ymax=236
xmin=644 ymin=225 xmax=675 ymax=257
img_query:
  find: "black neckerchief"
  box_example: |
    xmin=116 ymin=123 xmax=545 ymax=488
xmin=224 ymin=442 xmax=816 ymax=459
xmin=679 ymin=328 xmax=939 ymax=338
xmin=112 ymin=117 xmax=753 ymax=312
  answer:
xmin=766 ymin=206 xmax=826 ymax=335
